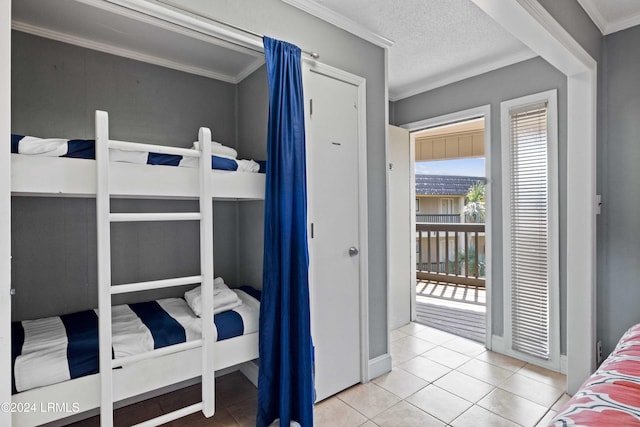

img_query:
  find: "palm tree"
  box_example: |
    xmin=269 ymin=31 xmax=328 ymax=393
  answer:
xmin=464 ymin=182 xmax=485 ymax=223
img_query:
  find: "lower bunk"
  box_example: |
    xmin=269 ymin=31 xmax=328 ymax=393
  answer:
xmin=11 ymin=285 xmax=261 ymax=427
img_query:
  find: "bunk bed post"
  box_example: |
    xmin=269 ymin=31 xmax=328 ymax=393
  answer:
xmin=198 ymin=127 xmax=215 ymax=417
xmin=95 ymin=110 xmax=114 ymax=427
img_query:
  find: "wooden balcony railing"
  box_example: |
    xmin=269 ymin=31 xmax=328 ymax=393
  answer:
xmin=416 ymin=222 xmax=486 ymax=288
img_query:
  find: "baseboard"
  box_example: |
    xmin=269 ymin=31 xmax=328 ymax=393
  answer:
xmin=239 ymin=359 xmax=259 ymax=387
xmin=491 ymin=334 xmax=506 ymax=353
xmin=493 ymin=334 xmax=567 ymax=374
xmin=368 ymin=353 xmax=392 ymax=380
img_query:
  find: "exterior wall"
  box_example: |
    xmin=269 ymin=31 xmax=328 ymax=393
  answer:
xmin=416 ymin=195 xmax=463 ymax=216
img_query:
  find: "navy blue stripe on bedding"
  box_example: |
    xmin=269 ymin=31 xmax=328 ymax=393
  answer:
xmin=256 ymin=160 xmax=267 ymax=174
xmin=147 ymin=152 xmax=182 ymax=166
xmin=62 ymin=139 xmax=96 ymax=159
xmin=11 ymin=322 xmax=25 ymax=395
xmin=238 ymin=286 xmax=262 ymax=302
xmin=60 ymin=310 xmax=99 ymax=379
xmin=214 ymin=310 xmax=244 ymax=341
xmin=129 ymin=301 xmax=186 ymax=349
xmin=11 ymin=134 xmax=22 ymax=154
xmin=212 ymin=155 xmax=238 ymax=171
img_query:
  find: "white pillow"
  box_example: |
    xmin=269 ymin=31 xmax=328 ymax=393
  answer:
xmin=192 ymin=141 xmax=238 ymax=159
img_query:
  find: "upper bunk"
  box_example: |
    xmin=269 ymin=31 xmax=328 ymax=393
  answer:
xmin=11 ymin=0 xmax=268 ymax=201
xmin=11 ymin=153 xmax=266 ymax=200
xmin=11 ymin=112 xmax=266 ymax=200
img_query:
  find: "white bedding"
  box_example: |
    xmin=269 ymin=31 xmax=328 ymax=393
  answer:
xmin=13 ymin=291 xmax=260 ymax=394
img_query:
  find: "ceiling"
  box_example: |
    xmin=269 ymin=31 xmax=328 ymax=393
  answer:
xmin=286 ymin=0 xmax=640 ymax=101
xmin=12 ymin=0 xmax=640 ymax=102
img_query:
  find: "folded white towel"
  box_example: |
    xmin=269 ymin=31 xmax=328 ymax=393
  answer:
xmin=192 ymin=140 xmax=238 ymax=159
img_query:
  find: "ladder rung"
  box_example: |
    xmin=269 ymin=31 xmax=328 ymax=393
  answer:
xmin=109 ymin=212 xmax=201 ymax=222
xmin=130 ymin=402 xmax=204 ymax=427
xmin=112 ymin=339 xmax=203 ymax=368
xmin=111 ymin=275 xmax=203 ymax=294
xmin=109 ymin=139 xmax=201 ymax=158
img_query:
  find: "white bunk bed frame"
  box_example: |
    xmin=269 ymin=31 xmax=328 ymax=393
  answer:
xmin=10 ymin=111 xmax=264 ymax=427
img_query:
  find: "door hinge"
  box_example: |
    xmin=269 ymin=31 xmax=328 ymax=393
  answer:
xmin=310 ymin=222 xmax=314 ymax=239
xmin=310 ymin=99 xmax=313 ymax=116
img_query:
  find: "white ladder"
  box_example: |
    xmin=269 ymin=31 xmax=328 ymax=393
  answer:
xmin=95 ymin=110 xmax=215 ymax=426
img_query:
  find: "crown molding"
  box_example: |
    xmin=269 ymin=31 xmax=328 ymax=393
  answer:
xmin=604 ymin=12 xmax=640 ymax=35
xmin=390 ymin=49 xmax=537 ymax=102
xmin=577 ymin=0 xmax=640 ymax=35
xmin=281 ymin=0 xmax=394 ymax=48
xmin=576 ymin=0 xmax=607 ymax=34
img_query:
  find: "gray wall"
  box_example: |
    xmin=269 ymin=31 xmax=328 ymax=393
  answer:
xmin=181 ymin=0 xmax=389 ymax=359
xmin=390 ymin=57 xmax=568 ymax=352
xmin=11 ymin=32 xmax=241 ymax=320
xmin=599 ymin=25 xmax=640 ymax=355
xmin=537 ymin=0 xmax=602 ymax=63
xmin=236 ymin=66 xmax=268 ymax=288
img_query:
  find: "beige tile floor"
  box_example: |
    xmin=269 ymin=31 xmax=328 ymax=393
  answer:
xmin=69 ymin=322 xmax=569 ymax=426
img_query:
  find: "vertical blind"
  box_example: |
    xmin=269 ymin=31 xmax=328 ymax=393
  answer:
xmin=509 ymin=103 xmax=550 ymax=360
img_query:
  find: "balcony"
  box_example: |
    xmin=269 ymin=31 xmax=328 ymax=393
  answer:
xmin=416 ymin=222 xmax=485 ymax=288
xmin=415 ymin=222 xmax=486 ymax=341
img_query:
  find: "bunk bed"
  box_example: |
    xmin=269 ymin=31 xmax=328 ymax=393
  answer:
xmin=9 ymin=110 xmax=266 ymax=427
xmin=11 ymin=137 xmax=266 ymax=200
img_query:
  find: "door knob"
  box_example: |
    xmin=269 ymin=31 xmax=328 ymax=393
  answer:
xmin=349 ymin=246 xmax=359 ymax=256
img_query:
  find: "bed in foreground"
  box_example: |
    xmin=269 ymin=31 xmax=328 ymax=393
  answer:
xmin=550 ymin=323 xmax=640 ymax=426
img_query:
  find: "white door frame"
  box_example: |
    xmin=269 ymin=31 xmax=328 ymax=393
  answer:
xmin=302 ymin=59 xmax=371 ymax=383
xmin=401 ymin=104 xmax=493 ymax=349
xmin=471 ymin=0 xmax=597 ymax=396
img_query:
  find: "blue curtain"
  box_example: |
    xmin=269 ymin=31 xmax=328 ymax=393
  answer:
xmin=257 ymin=36 xmax=314 ymax=427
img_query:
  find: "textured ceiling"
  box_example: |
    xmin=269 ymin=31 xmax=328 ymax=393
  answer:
xmin=313 ymin=0 xmax=534 ymax=101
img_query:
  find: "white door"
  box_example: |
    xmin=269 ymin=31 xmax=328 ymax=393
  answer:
xmin=305 ymin=69 xmax=361 ymax=401
xmin=388 ymin=125 xmax=412 ymax=330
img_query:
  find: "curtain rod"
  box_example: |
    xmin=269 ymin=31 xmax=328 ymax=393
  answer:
xmin=155 ymin=0 xmax=320 ymax=59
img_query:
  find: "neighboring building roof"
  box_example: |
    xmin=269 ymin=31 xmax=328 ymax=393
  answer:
xmin=416 ymin=175 xmax=486 ymax=196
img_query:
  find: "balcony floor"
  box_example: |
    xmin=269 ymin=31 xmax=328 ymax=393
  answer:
xmin=415 ymin=280 xmax=486 ymax=343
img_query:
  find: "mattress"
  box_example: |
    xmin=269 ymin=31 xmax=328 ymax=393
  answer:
xmin=11 ymin=286 xmax=260 ymax=394
xmin=11 ymin=134 xmax=266 ymax=173
xmin=550 ymin=323 xmax=640 ymax=425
